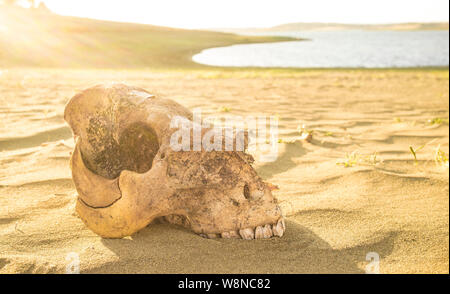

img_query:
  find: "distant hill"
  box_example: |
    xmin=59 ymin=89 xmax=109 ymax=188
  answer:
xmin=216 ymin=22 xmax=449 ymax=33
xmin=0 ymin=7 xmax=294 ymax=68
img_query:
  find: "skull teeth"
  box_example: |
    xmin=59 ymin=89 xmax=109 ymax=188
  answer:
xmin=254 ymin=223 xmax=276 ymax=239
xmin=272 ymin=218 xmax=285 ymax=237
xmin=255 ymin=226 xmax=264 ymax=239
xmin=221 ymin=231 xmax=240 ymax=239
xmin=239 ymin=228 xmax=255 ymax=240
xmin=199 ymin=218 xmax=285 ymax=240
xmin=263 ymin=224 xmax=274 ymax=238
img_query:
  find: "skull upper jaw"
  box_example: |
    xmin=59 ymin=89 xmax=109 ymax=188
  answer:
xmin=165 ymin=184 xmax=283 ymax=239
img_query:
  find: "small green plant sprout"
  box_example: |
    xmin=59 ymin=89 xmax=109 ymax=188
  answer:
xmin=409 ymin=139 xmax=438 ymax=166
xmin=435 ymin=145 xmax=449 ymax=168
xmin=336 ymin=151 xmax=359 ymax=167
xmin=218 ymin=106 xmax=231 ymax=113
xmin=276 ymin=137 xmax=299 ymax=144
xmin=324 ymin=131 xmax=333 ymax=137
xmin=394 ymin=117 xmax=403 ymax=123
xmin=366 ymin=152 xmax=380 ymax=165
xmin=336 ymin=151 xmax=380 ymax=167
xmin=409 ymin=145 xmax=424 ymax=166
xmin=428 ymin=117 xmax=449 ymax=125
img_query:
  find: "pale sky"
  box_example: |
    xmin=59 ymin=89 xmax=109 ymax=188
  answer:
xmin=40 ymin=0 xmax=449 ymax=29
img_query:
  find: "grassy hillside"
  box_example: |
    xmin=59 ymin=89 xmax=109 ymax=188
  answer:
xmin=0 ymin=7 xmax=295 ymax=69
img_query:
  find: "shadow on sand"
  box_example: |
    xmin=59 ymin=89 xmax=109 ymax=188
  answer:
xmin=91 ymin=219 xmax=397 ymax=273
xmin=256 ymin=141 xmax=308 ymax=179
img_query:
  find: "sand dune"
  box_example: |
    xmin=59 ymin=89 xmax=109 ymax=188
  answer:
xmin=0 ymin=68 xmax=448 ymax=273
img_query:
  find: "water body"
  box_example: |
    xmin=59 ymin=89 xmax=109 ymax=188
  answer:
xmin=193 ymin=31 xmax=449 ymax=68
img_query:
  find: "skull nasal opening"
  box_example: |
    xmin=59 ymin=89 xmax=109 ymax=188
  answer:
xmin=85 ymin=122 xmax=160 ymax=179
xmin=243 ymin=183 xmax=251 ymax=200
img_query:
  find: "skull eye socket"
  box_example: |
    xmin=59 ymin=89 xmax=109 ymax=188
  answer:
xmin=243 ymin=183 xmax=251 ymax=200
xmin=119 ymin=123 xmax=160 ymax=175
xmin=85 ymin=122 xmax=160 ymax=179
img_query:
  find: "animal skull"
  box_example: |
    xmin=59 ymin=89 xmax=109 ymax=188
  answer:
xmin=64 ymin=84 xmax=285 ymax=239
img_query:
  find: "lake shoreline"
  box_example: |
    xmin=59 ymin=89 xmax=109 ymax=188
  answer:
xmin=193 ymin=31 xmax=449 ymax=69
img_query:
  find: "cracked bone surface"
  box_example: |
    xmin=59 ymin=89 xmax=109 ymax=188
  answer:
xmin=65 ymin=84 xmax=283 ymax=239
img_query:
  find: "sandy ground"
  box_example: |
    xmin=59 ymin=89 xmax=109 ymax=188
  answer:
xmin=0 ymin=68 xmax=448 ymax=273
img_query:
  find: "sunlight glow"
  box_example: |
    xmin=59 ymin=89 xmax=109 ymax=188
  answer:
xmin=40 ymin=0 xmax=449 ymax=29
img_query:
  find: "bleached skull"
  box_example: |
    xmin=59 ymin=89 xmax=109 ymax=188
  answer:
xmin=64 ymin=84 xmax=284 ymax=239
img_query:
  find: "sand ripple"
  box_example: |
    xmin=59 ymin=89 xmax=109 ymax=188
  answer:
xmin=0 ymin=69 xmax=448 ymax=273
